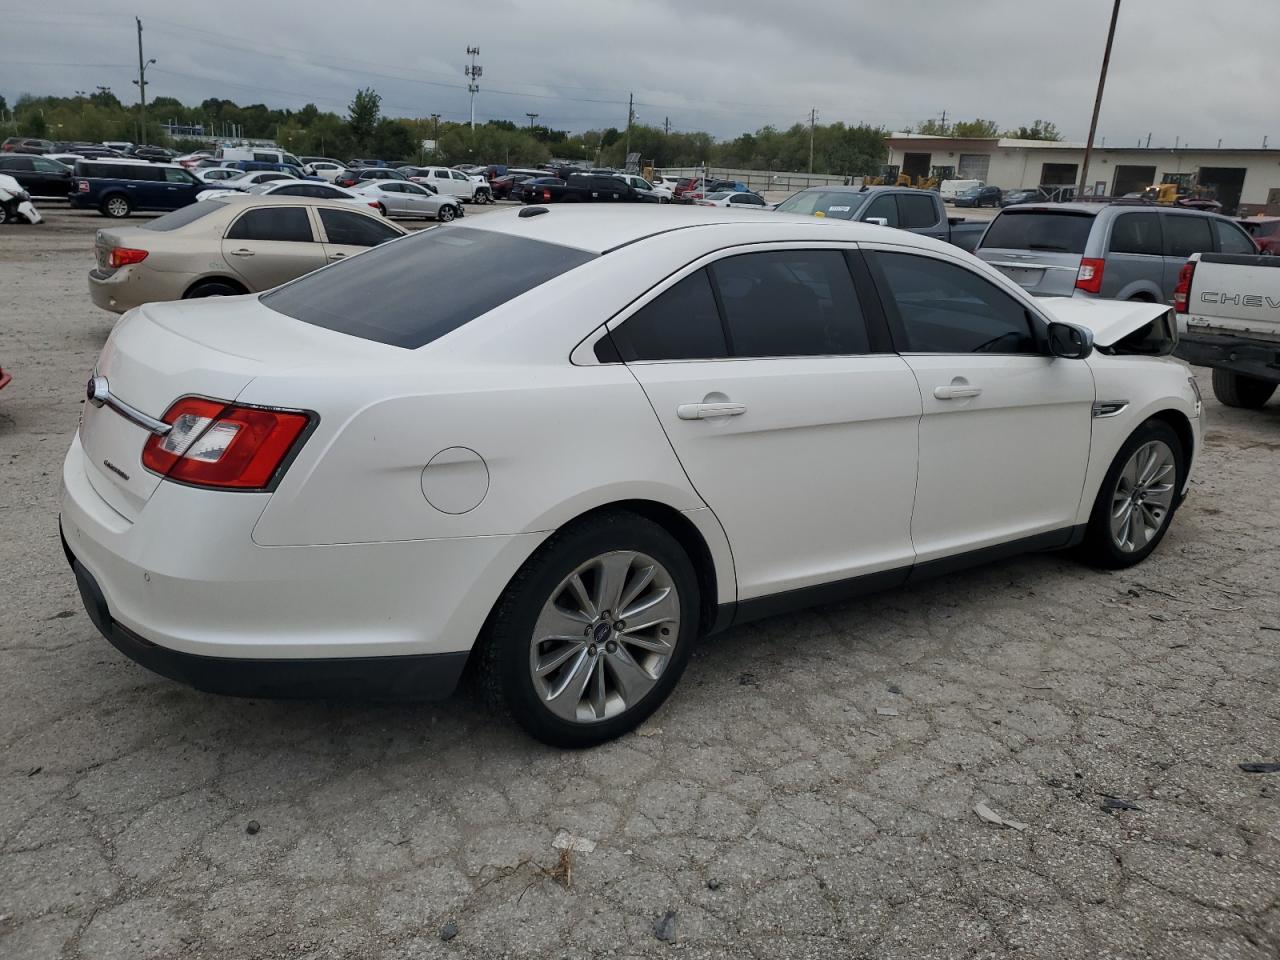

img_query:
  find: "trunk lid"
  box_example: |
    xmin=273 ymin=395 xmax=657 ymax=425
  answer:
xmin=976 ymin=208 xmax=1097 ymax=297
xmin=78 ymin=295 xmax=393 ymax=520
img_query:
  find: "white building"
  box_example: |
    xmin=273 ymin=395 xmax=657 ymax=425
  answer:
xmin=885 ymin=133 xmax=1280 ymax=215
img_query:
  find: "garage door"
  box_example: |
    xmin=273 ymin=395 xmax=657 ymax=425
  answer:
xmin=1112 ymin=165 xmax=1157 ymax=197
xmin=1197 ymin=167 xmax=1246 ymax=215
xmin=957 ymin=154 xmax=990 ymax=181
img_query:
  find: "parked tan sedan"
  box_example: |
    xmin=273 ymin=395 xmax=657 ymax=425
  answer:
xmin=88 ymin=194 xmax=408 ymax=314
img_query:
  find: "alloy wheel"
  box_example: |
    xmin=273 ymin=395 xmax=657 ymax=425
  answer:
xmin=1110 ymin=440 xmax=1176 ymax=552
xmin=106 ymin=197 xmax=129 ymax=217
xmin=529 ymin=550 xmax=681 ymax=724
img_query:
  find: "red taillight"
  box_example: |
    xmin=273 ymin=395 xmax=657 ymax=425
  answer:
xmin=78 ymin=179 xmax=90 ymax=193
xmin=1173 ymin=260 xmax=1195 ymax=313
xmin=142 ymin=397 xmax=312 ymax=490
xmin=368 ymin=201 xmax=381 ymax=209
xmin=541 ymin=188 xmax=551 ymax=201
xmin=109 ymin=247 xmax=148 ymax=268
xmin=1075 ymin=257 xmax=1105 ymax=294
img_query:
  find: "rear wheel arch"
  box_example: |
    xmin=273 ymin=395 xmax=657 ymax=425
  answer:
xmin=183 ymin=276 xmax=249 ymax=299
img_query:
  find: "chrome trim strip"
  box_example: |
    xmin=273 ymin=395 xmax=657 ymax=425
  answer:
xmin=87 ymin=375 xmax=170 ymax=436
xmin=1092 ymin=400 xmax=1129 ymax=418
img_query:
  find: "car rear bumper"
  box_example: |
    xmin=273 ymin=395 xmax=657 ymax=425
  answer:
xmin=60 ymin=433 xmax=540 ymax=697
xmin=88 ymin=265 xmax=183 ymax=313
xmin=1176 ymin=331 xmax=1280 ymax=384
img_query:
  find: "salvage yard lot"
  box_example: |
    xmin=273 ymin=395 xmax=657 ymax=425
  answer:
xmin=1 ymin=208 xmax=1277 ymax=960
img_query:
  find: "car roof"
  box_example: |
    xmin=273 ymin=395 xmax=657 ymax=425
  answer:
xmin=1001 ymin=201 xmax=1221 ymax=218
xmin=454 ymin=204 xmax=941 ymax=254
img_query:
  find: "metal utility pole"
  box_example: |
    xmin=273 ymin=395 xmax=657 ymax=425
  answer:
xmin=663 ymin=116 xmax=670 ymax=135
xmin=1077 ymin=0 xmax=1122 ymax=198
xmin=939 ymin=109 xmax=948 ymax=134
xmin=132 ymin=17 xmax=156 ymax=145
xmin=526 ymin=112 xmax=538 ymax=131
xmin=464 ymin=46 xmax=482 ymax=130
xmin=624 ymin=92 xmax=634 ymax=159
xmin=808 ymin=108 xmax=818 ymax=173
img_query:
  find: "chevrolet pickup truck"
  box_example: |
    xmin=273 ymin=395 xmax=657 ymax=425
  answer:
xmin=1174 ymin=252 xmax=1280 ymax=408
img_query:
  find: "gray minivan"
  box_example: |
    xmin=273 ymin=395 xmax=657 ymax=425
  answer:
xmin=975 ymin=202 xmax=1257 ymax=303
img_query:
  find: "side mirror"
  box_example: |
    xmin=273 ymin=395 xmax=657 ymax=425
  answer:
xmin=866 ymin=216 xmax=889 ymax=227
xmin=1047 ymin=321 xmax=1094 ymax=359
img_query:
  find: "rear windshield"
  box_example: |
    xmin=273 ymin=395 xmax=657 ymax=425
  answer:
xmin=978 ymin=210 xmax=1096 ymax=254
xmin=261 ymin=227 xmax=596 ymax=349
xmin=774 ymin=190 xmax=867 ymax=220
xmin=141 ymin=200 xmax=227 ymax=231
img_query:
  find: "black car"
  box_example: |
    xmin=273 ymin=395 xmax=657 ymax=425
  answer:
xmin=952 ymin=185 xmax=1003 ymax=208
xmin=0 ymin=154 xmax=73 ymax=199
xmin=1000 ymin=187 xmax=1048 ymax=207
xmin=129 ymin=146 xmax=177 ymax=163
xmin=512 ymin=176 xmax=565 ymax=203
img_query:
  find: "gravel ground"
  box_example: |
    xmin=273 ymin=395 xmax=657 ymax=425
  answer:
xmin=1 ymin=207 xmax=1277 ymax=960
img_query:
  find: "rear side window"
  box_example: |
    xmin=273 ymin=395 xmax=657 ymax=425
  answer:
xmin=712 ymin=250 xmax=870 ymax=356
xmin=318 ymin=208 xmax=400 ymax=247
xmin=873 ymin=252 xmax=1036 ymax=354
xmin=226 ymin=207 xmax=313 ymax=243
xmin=142 ymin=200 xmax=226 ymax=232
xmin=1108 ymin=212 xmax=1162 ymax=255
xmin=897 ymin=193 xmax=939 ymax=228
xmin=1161 ymin=214 xmax=1213 ymax=259
xmin=1213 ymin=219 xmax=1256 ymax=254
xmin=979 ymin=210 xmax=1094 ymax=253
xmin=262 ymin=227 xmax=596 ymax=349
xmin=610 ymin=270 xmax=727 ymax=361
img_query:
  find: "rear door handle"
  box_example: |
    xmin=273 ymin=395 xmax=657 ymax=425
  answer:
xmin=328 ymin=253 xmax=347 ymax=260
xmin=229 ymin=248 xmax=255 ymax=257
xmin=677 ymin=401 xmax=747 ymax=420
xmin=933 ymin=382 xmax=982 ymax=400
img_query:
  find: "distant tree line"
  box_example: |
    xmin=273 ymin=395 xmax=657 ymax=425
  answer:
xmin=0 ymin=85 xmax=1063 ymax=172
xmin=912 ymin=117 xmax=1063 ymax=140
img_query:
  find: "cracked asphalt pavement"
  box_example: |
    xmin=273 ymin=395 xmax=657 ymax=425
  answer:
xmin=2 ymin=209 xmax=1278 ymax=960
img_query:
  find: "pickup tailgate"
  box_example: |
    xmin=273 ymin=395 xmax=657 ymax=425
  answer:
xmin=1185 ymin=253 xmax=1280 ymax=340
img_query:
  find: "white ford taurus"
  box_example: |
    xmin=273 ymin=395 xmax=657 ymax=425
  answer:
xmin=61 ymin=206 xmax=1202 ymax=746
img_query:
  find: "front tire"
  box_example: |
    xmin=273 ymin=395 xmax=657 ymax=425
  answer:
xmin=1211 ymin=368 xmax=1276 ymax=409
xmin=477 ymin=511 xmax=699 ymax=747
xmin=1079 ymin=419 xmax=1185 ymax=569
xmin=437 ymin=205 xmax=456 ymax=222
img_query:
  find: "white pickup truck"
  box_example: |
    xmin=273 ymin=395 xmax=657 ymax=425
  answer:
xmin=1174 ymin=252 xmax=1280 ymax=409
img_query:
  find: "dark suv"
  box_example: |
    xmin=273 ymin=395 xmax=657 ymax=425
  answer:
xmin=70 ymin=160 xmax=207 ymax=218
xmin=0 ymin=154 xmax=72 ymax=199
xmin=1 ymin=137 xmax=55 ymax=155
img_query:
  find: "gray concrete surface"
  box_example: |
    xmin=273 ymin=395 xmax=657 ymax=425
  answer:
xmin=1 ymin=207 xmax=1278 ymax=960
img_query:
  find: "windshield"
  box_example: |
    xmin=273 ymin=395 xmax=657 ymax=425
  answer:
xmin=978 ymin=210 xmax=1095 ymax=253
xmin=774 ymin=190 xmax=867 ymax=220
xmin=262 ymin=227 xmax=596 ymax=349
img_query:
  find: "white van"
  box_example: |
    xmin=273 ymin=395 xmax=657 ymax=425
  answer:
xmin=215 ymin=146 xmax=304 ymax=168
xmin=940 ymin=179 xmax=983 ymax=201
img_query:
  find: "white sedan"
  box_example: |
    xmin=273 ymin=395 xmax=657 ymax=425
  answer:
xmin=694 ymin=190 xmax=770 ymax=209
xmin=61 ymin=208 xmax=1201 ymax=747
xmin=196 ymin=170 xmax=297 ymax=200
xmin=243 ymin=180 xmax=380 ymax=211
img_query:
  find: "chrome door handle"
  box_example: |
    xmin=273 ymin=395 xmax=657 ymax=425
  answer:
xmin=677 ymin=401 xmax=747 ymax=420
xmin=229 ymin=248 xmax=255 ymax=257
xmin=328 ymin=253 xmax=346 ymax=260
xmin=933 ymin=383 xmax=982 ymax=400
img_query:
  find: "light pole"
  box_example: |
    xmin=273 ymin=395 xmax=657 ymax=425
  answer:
xmin=132 ymin=17 xmax=156 ymax=145
xmin=1078 ymin=0 xmax=1122 ymax=198
xmin=526 ymin=112 xmax=539 ymax=131
xmin=464 ymin=46 xmax=481 ymax=130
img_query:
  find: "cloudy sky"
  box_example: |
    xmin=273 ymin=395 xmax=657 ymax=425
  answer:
xmin=4 ymin=0 xmax=1275 ymax=148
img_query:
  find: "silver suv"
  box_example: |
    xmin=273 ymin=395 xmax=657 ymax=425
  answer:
xmin=975 ymin=201 xmax=1257 ymax=303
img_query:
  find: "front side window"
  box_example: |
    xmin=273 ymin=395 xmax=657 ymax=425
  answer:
xmin=1108 ymin=212 xmax=1162 ymax=255
xmin=897 ymin=193 xmax=938 ymax=228
xmin=873 ymin=252 xmax=1037 ymax=354
xmin=863 ymin=194 xmax=900 ymax=227
xmin=712 ymin=250 xmax=870 ymax=357
xmin=318 ymin=208 xmax=400 ymax=247
xmin=225 ymin=207 xmax=313 ymax=243
xmin=32 ymin=157 xmax=66 ymax=173
xmin=1213 ymin=219 xmax=1256 ymax=254
xmin=452 ymin=171 xmax=469 ymax=181
xmin=610 ymin=269 xmax=727 ymax=362
xmin=263 ymin=227 xmax=595 ymax=349
xmin=164 ymin=167 xmax=194 ymax=184
xmin=1162 ymin=214 xmax=1213 ymax=259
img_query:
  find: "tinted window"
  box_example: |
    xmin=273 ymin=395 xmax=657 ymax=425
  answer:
xmin=874 ymin=252 xmax=1036 ymax=354
xmin=1162 ymin=214 xmax=1213 ymax=259
xmin=318 ymin=208 xmax=400 ymax=247
xmin=610 ymin=269 xmax=727 ymax=362
xmin=226 ymin=207 xmax=313 ymax=242
xmin=32 ymin=157 xmax=66 ymax=173
xmin=1214 ymin=219 xmax=1256 ymax=254
xmin=712 ymin=250 xmax=870 ymax=357
xmin=451 ymin=171 xmax=468 ymax=180
xmin=774 ymin=190 xmax=865 ymax=220
xmin=263 ymin=227 xmax=595 ymax=349
xmin=380 ymin=182 xmax=404 ymax=193
xmin=979 ymin=210 xmax=1095 ymax=253
xmin=1108 ymin=212 xmax=1162 ymax=255
xmin=142 ymin=200 xmax=227 ymax=232
xmin=1 ymin=157 xmax=34 ymax=171
xmin=730 ymin=194 xmax=765 ymax=205
xmin=863 ymin=194 xmax=899 ymax=227
xmin=897 ymin=193 xmax=938 ymax=228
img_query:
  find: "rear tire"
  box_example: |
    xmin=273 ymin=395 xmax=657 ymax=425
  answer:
xmin=476 ymin=511 xmax=699 ymax=747
xmin=1211 ymin=368 xmax=1276 ymax=409
xmin=101 ymin=195 xmax=131 ymax=218
xmin=1079 ymin=419 xmax=1185 ymax=569
xmin=185 ymin=279 xmax=245 ymax=299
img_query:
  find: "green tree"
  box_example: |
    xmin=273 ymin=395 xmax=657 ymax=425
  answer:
xmin=1004 ymin=119 xmax=1062 ymax=141
xmin=914 ymin=117 xmax=999 ymax=138
xmin=347 ymin=87 xmax=381 ymax=150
